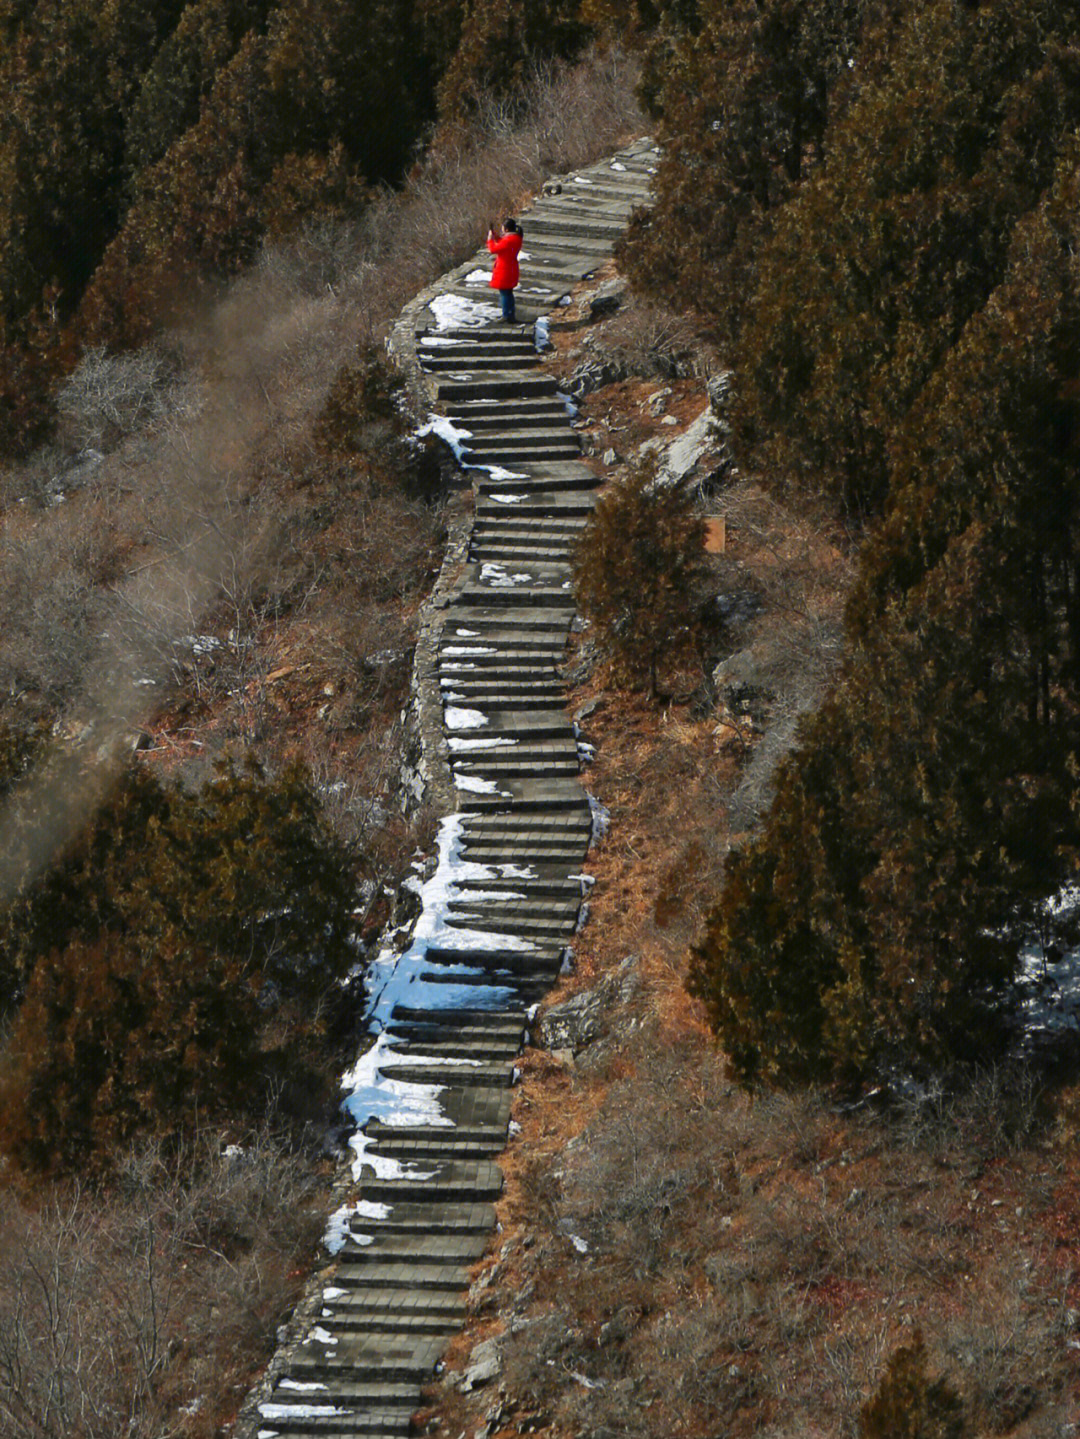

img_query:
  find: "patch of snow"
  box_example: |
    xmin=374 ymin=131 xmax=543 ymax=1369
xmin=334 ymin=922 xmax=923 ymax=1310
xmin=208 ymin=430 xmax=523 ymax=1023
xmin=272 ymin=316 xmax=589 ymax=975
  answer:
xmin=416 ymin=413 xmax=473 ymax=465
xmin=568 ymin=1234 xmax=589 ymax=1253
xmin=488 ymin=492 xmax=525 ymax=504
xmin=260 ymin=1404 xmax=348 ymax=1420
xmin=420 ymin=335 xmax=473 ymax=348
xmin=483 ymin=465 xmax=527 ymax=480
xmin=573 ymin=176 xmax=594 ymax=185
xmin=465 ymin=268 xmax=492 ymax=285
xmin=481 ymin=562 xmax=534 ymax=587
xmin=1014 ymin=888 xmax=1080 ymax=1051
xmin=445 ymin=705 xmax=489 ymax=730
xmin=610 ymin=161 xmax=627 ymax=171
xmin=430 ymin=293 xmax=498 ymax=330
xmin=534 ymin=316 xmax=551 ymax=352
xmin=448 ymin=735 xmax=514 ymax=751
xmin=455 ymin=774 xmax=500 ymax=794
xmin=308 ymin=1326 xmax=338 ymax=1346
xmin=443 ymin=645 xmax=497 ymax=657
xmin=455 ymin=627 xmax=481 ymax=637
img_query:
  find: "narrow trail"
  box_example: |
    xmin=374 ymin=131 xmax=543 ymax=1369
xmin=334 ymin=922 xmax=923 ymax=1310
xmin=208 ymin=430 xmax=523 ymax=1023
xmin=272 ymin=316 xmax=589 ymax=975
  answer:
xmin=245 ymin=138 xmax=657 ymax=1439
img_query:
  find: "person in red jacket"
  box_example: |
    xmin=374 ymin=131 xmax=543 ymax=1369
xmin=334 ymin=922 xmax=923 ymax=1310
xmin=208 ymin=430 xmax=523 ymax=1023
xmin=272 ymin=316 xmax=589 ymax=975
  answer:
xmin=487 ymin=218 xmax=523 ymax=322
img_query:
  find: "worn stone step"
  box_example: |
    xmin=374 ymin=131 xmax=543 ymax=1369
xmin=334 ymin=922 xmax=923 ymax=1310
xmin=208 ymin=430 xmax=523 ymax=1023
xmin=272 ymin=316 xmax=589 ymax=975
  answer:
xmin=383 ymin=1033 xmax=521 ymax=1060
xmin=391 ymin=1005 xmax=526 ymax=1030
xmin=477 ymin=496 xmax=595 ymax=520
xmin=423 ymin=942 xmax=563 ymax=971
xmin=315 ymin=1309 xmax=463 ymax=1337
xmin=416 ymin=972 xmax=551 ymax=1005
xmin=336 ymin=1232 xmax=490 ymax=1265
xmin=452 ymin=587 xmax=575 ymax=609
xmin=289 ymin=1332 xmax=448 ymax=1383
xmin=420 ymin=352 xmax=542 ymax=374
xmin=451 ymin=760 xmax=582 ymax=780
xmin=448 ymin=408 xmax=569 ymax=432
xmin=436 ymin=374 xmax=558 ymax=402
xmin=326 ymin=1261 xmax=474 ymax=1292
xmin=350 ymin=1195 xmax=499 ymax=1234
xmin=463 ymin=443 xmax=581 ymax=465
xmin=385 ymin=1023 xmax=525 ymax=1051
xmin=267 ymin=1381 xmax=420 ymax=1410
xmin=357 ymin=1159 xmax=504 ymax=1205
xmin=256 ymin=1410 xmax=413 ymax=1437
xmin=469 ymin=546 xmax=575 ymax=566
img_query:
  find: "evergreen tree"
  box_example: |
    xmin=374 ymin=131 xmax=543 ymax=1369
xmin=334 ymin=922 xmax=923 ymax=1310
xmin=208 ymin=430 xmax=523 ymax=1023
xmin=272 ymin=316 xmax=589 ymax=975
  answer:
xmin=860 ymin=1331 xmax=967 ymax=1439
xmin=573 ymin=457 xmax=708 ymax=698
xmin=689 ymin=153 xmax=1080 ymax=1085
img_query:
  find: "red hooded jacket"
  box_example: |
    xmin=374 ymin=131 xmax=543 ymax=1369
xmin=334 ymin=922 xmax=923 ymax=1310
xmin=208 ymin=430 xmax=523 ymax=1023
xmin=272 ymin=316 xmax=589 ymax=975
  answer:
xmin=487 ymin=230 xmax=522 ymax=290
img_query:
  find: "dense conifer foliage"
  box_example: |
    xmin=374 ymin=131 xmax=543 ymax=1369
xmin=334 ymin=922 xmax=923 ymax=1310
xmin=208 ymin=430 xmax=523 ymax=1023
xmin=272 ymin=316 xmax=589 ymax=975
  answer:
xmin=683 ymin=8 xmax=1080 ymax=1084
xmin=0 ymin=0 xmax=599 ymax=448
xmin=860 ymin=1332 xmax=967 ymax=1439
xmin=573 ymin=458 xmax=708 ymax=697
xmin=0 ymin=758 xmax=357 ymax=1175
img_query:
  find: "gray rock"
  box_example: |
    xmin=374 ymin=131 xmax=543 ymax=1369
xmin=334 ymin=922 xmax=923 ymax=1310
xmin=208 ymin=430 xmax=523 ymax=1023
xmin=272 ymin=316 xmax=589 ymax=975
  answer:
xmin=601 ymin=447 xmax=618 ymax=467
xmin=537 ymin=954 xmax=640 ymax=1055
xmin=706 ymin=370 xmax=734 ymax=417
xmin=460 ymin=1337 xmax=503 ymax=1392
xmin=645 ymin=387 xmax=672 ymax=416
xmin=589 ymin=279 xmax=625 ymax=319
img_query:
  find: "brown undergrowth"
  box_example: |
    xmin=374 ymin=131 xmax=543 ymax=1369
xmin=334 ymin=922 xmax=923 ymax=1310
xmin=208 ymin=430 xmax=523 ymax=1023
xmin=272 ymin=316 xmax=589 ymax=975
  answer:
xmin=418 ymin=342 xmax=1080 ymax=1439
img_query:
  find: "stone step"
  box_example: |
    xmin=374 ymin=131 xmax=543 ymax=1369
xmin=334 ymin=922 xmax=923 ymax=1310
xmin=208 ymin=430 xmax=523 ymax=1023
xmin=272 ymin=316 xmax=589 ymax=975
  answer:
xmin=255 ymin=1410 xmax=413 ymax=1437
xmin=459 ymin=815 xmax=590 ymax=835
xmin=358 ymin=1158 xmax=504 ymax=1204
xmin=468 ymin=545 xmax=575 ymax=565
xmin=267 ymin=1381 xmax=420 ymax=1410
xmin=420 ymin=352 xmax=542 ymax=373
xmin=335 ymin=1232 xmax=490 ymax=1266
xmin=436 ymin=374 xmax=558 ymax=402
xmin=463 ymin=441 xmax=581 ymax=464
xmin=377 ymin=1054 xmax=514 ymax=1087
xmin=452 ymin=586 xmax=575 ymax=609
xmin=289 ymin=1332 xmax=448 ymax=1383
xmin=451 ymin=759 xmax=582 ymax=780
xmin=445 ymin=711 xmax=576 ymax=739
xmin=447 ymin=408 xmax=569 ymax=431
xmin=476 ymin=494 xmax=596 ymax=517
xmin=464 ymin=428 xmax=578 ymax=450
xmin=384 ymin=1024 xmax=525 ymax=1051
xmin=391 ymin=1005 xmax=526 ymax=1029
xmin=447 ymin=691 xmax=565 ymax=710
xmin=473 ymin=515 xmax=585 ymax=531
xmin=383 ymin=1033 xmax=522 ymax=1060
xmin=350 ymin=1195 xmax=499 ymax=1233
xmin=315 ymin=1309 xmax=464 ymax=1337
xmin=417 ymin=970 xmax=552 ymax=1003
xmin=423 ymin=944 xmax=564 ymax=973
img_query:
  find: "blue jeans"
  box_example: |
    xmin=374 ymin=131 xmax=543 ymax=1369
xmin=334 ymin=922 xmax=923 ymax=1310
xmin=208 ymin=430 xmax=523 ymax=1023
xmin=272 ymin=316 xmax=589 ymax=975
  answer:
xmin=499 ymin=288 xmax=516 ymax=321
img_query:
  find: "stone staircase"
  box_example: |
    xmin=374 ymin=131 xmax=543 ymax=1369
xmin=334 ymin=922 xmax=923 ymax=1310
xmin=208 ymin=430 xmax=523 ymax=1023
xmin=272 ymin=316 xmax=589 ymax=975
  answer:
xmin=243 ymin=138 xmax=656 ymax=1439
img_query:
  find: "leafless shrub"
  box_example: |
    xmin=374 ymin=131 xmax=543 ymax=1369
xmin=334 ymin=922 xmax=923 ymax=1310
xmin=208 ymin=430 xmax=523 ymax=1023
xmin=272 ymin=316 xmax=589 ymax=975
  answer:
xmin=600 ymin=295 xmax=702 ymax=381
xmin=0 ymin=1132 xmax=321 ymax=1439
xmin=56 ymin=344 xmax=187 ymax=456
xmin=893 ymin=1063 xmax=1045 ymax=1162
